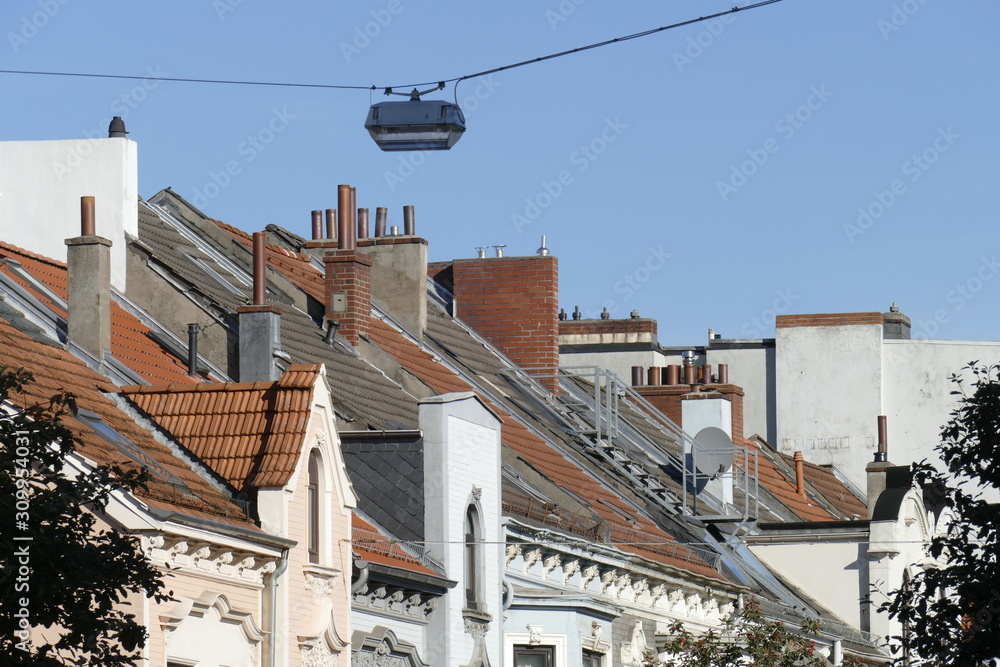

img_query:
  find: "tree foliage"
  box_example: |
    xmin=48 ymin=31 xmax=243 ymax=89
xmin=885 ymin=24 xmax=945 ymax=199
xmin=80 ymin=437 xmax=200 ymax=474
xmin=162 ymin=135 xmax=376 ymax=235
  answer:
xmin=649 ymin=599 xmax=860 ymax=667
xmin=883 ymin=363 xmax=1000 ymax=665
xmin=0 ymin=367 xmax=171 ymax=666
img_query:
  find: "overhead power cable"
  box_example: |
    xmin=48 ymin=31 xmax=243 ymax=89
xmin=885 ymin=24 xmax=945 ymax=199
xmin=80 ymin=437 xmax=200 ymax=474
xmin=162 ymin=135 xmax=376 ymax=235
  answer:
xmin=0 ymin=1 xmax=785 ymax=94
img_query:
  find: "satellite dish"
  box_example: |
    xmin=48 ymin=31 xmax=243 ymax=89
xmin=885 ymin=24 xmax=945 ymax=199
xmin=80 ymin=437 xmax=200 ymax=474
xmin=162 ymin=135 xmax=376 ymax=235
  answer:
xmin=692 ymin=427 xmax=735 ymax=477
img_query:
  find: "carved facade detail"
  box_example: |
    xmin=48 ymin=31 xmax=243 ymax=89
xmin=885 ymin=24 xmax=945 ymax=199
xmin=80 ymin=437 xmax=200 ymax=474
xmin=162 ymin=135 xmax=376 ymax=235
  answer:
xmin=505 ymin=544 xmax=523 ymax=568
xmin=543 ymin=554 xmax=561 ymax=578
xmin=562 ymin=558 xmax=580 ymax=585
xmin=522 ymin=548 xmax=543 ymax=574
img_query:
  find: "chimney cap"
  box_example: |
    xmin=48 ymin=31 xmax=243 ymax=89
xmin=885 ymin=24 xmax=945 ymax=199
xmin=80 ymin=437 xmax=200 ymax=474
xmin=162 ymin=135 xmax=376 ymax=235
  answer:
xmin=600 ymin=307 xmax=610 ymax=320
xmin=108 ymin=116 xmax=128 ymax=138
xmin=630 ymin=309 xmax=640 ymax=319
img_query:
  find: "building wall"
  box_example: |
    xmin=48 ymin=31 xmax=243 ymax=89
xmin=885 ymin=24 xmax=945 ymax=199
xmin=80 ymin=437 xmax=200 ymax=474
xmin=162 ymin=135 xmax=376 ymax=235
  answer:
xmin=748 ymin=539 xmax=868 ymax=630
xmin=0 ymin=137 xmax=138 ymax=290
xmin=559 ymin=350 xmax=667 ymax=385
xmin=775 ymin=317 xmax=884 ymax=486
xmin=706 ymin=344 xmax=775 ymax=443
xmin=420 ymin=393 xmax=503 ymax=667
xmin=882 ymin=339 xmax=1000 ymax=468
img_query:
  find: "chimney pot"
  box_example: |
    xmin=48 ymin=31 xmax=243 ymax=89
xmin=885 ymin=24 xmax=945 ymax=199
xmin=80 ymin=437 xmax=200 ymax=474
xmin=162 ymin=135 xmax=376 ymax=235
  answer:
xmin=80 ymin=196 xmax=96 ymax=236
xmin=311 ymin=210 xmax=323 ymax=240
xmin=252 ymin=231 xmax=267 ymax=305
xmin=493 ymin=244 xmax=506 ymax=258
xmin=325 ymin=209 xmax=337 ymax=240
xmin=793 ymin=451 xmax=805 ymax=496
xmin=337 ymin=186 xmax=352 ymax=250
xmin=600 ymin=307 xmax=610 ymax=320
xmin=403 ymin=205 xmax=415 ymax=235
xmin=630 ymin=309 xmax=641 ymax=319
xmin=108 ymin=116 xmax=128 ymax=138
xmin=700 ymin=364 xmax=712 ymax=385
xmin=558 ymin=308 xmax=567 ymax=321
xmin=631 ymin=366 xmax=645 ymax=387
xmin=375 ymin=207 xmax=387 ymax=237
xmin=357 ymin=208 xmax=370 ymax=239
xmin=666 ymin=365 xmax=680 ymax=385
xmin=537 ymin=235 xmax=550 ymax=256
xmin=647 ymin=366 xmax=662 ymax=386
xmin=875 ymin=415 xmax=888 ymax=462
xmin=391 ymin=226 xmax=400 ymax=236
xmin=717 ymin=363 xmax=729 ymax=384
xmin=572 ymin=306 xmax=582 ymax=320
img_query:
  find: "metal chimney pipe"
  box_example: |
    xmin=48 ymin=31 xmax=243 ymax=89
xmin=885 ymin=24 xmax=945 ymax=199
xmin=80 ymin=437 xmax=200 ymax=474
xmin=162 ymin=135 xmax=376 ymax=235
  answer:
xmin=537 ymin=235 xmax=550 ymax=256
xmin=684 ymin=363 xmax=697 ymax=386
xmin=357 ymin=208 xmax=370 ymax=239
xmin=493 ymin=245 xmax=506 ymax=258
xmin=793 ymin=451 xmax=806 ymax=495
xmin=700 ymin=364 xmax=712 ymax=385
xmin=390 ymin=225 xmax=400 ymax=236
xmin=666 ymin=365 xmax=680 ymax=385
xmin=631 ymin=366 xmax=644 ymax=387
xmin=81 ymin=196 xmax=96 ymax=236
xmin=647 ymin=366 xmax=662 ymax=386
xmin=187 ymin=323 xmax=199 ymax=377
xmin=252 ymin=231 xmax=266 ymax=305
xmin=375 ymin=207 xmax=387 ymax=237
xmin=311 ymin=210 xmax=323 ymax=240
xmin=876 ymin=415 xmax=888 ymax=462
xmin=572 ymin=306 xmax=581 ymax=320
xmin=325 ymin=209 xmax=337 ymax=240
xmin=717 ymin=363 xmax=729 ymax=384
xmin=403 ymin=205 xmax=415 ymax=235
xmin=337 ymin=186 xmax=352 ymax=250
xmin=348 ymin=187 xmax=357 ymax=248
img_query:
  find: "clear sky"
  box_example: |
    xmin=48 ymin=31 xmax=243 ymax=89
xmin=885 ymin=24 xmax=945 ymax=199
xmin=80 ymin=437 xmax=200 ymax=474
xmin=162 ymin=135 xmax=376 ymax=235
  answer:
xmin=3 ymin=0 xmax=998 ymax=346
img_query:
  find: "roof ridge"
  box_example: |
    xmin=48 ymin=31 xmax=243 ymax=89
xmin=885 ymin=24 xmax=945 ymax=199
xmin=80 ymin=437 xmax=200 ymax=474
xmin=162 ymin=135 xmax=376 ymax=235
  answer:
xmin=0 ymin=240 xmax=67 ymax=269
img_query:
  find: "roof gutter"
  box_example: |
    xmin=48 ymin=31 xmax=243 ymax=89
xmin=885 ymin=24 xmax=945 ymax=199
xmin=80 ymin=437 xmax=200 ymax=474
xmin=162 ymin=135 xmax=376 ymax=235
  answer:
xmin=145 ymin=506 xmax=298 ymax=550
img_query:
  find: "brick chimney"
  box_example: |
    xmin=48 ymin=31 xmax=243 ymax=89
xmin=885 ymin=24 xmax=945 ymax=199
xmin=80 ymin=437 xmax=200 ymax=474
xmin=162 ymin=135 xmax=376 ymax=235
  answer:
xmin=237 ymin=231 xmax=283 ymax=381
xmin=323 ymin=249 xmax=372 ymax=346
xmin=65 ymin=196 xmax=112 ymax=363
xmin=445 ymin=252 xmax=559 ymax=393
xmin=634 ymin=364 xmax=746 ymax=444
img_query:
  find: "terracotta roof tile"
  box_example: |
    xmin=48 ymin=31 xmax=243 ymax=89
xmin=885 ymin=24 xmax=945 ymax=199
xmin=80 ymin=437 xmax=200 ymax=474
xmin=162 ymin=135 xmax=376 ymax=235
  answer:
xmin=741 ymin=440 xmax=835 ymax=522
xmin=0 ymin=241 xmax=201 ymax=385
xmin=121 ymin=365 xmax=320 ymax=492
xmin=0 ymin=314 xmax=254 ymax=528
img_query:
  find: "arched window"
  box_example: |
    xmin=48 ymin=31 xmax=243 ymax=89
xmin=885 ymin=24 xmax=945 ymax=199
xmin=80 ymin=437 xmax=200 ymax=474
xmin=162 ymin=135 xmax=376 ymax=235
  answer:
xmin=308 ymin=450 xmax=321 ymax=564
xmin=465 ymin=506 xmax=481 ymax=609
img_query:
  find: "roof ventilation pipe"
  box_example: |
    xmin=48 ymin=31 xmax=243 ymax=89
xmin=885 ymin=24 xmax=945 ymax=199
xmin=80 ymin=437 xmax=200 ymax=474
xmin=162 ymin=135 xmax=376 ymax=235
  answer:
xmin=403 ymin=205 xmax=415 ymax=235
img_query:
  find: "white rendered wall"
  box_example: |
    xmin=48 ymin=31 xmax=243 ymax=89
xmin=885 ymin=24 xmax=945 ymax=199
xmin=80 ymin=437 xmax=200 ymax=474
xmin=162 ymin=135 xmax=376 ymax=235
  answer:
xmin=0 ymin=138 xmax=138 ymax=290
xmin=559 ymin=349 xmax=667 ymax=384
xmin=776 ymin=324 xmax=883 ymax=487
xmin=882 ymin=340 xmax=1000 ymax=471
xmin=749 ymin=539 xmax=868 ymax=630
xmin=420 ymin=393 xmax=503 ymax=667
xmin=706 ymin=345 xmax=775 ymax=443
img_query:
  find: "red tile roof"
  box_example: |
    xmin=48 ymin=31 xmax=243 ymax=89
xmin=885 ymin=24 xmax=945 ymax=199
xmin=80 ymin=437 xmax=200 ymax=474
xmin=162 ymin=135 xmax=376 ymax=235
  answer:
xmin=742 ymin=440 xmax=836 ymax=522
xmin=121 ymin=365 xmax=321 ymax=491
xmin=0 ymin=315 xmax=255 ymax=527
xmin=212 ymin=220 xmax=326 ymax=303
xmin=0 ymin=241 xmax=201 ymax=385
xmin=367 ymin=318 xmax=723 ymax=580
xmin=352 ymin=515 xmax=442 ymax=578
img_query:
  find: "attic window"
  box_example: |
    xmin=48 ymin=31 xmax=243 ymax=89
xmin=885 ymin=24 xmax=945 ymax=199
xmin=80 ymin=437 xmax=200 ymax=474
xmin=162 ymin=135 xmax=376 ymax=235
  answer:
xmin=76 ymin=410 xmax=193 ymax=496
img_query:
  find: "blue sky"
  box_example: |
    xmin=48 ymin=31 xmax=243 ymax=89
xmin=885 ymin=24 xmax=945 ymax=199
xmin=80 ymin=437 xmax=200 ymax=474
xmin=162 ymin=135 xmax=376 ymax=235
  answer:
xmin=3 ymin=0 xmax=998 ymax=345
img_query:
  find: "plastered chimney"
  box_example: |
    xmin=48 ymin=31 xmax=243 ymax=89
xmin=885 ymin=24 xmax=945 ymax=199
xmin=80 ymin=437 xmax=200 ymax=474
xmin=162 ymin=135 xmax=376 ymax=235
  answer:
xmin=65 ymin=196 xmax=112 ymax=362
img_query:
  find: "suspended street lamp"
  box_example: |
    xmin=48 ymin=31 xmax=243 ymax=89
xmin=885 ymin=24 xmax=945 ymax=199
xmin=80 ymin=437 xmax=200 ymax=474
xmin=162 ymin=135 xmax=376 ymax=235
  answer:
xmin=364 ymin=83 xmax=466 ymax=151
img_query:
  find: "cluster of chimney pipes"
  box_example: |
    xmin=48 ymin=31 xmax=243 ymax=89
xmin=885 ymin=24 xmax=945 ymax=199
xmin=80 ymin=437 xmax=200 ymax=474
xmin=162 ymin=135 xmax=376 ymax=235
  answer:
xmin=305 ymin=184 xmax=415 ymax=247
xmin=630 ymin=360 xmax=730 ymax=388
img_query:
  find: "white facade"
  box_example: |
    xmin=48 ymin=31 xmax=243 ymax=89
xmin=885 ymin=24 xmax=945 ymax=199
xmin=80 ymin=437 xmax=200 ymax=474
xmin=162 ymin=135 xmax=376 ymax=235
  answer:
xmin=420 ymin=392 xmax=504 ymax=667
xmin=0 ymin=137 xmax=138 ymax=290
